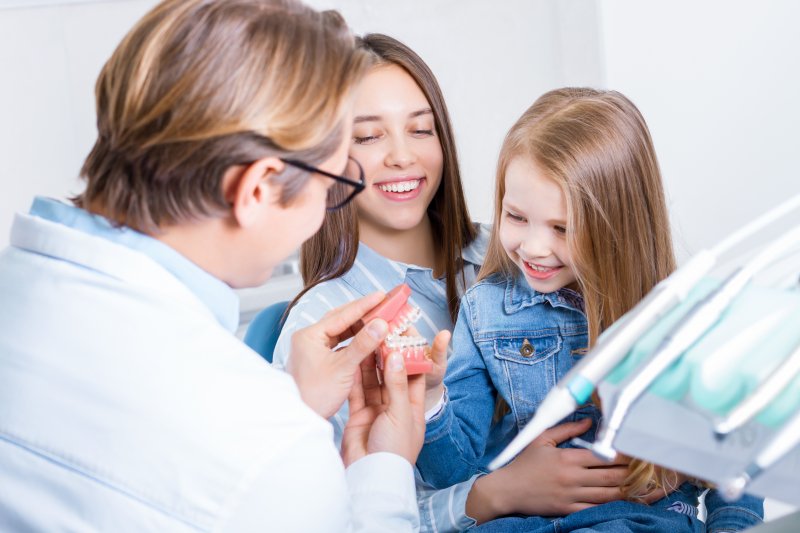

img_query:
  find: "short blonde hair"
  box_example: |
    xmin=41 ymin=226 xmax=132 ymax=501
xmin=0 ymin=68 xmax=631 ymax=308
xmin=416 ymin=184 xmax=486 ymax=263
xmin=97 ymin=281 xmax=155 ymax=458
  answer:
xmin=76 ymin=0 xmax=370 ymax=232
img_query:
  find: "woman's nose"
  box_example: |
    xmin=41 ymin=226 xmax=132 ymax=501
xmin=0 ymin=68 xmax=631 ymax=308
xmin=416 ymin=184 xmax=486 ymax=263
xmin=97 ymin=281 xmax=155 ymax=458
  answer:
xmin=385 ymin=136 xmax=415 ymax=168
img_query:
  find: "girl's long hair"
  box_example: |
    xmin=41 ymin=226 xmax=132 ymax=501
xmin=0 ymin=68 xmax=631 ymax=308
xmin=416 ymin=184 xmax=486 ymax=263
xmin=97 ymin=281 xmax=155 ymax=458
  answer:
xmin=482 ymin=87 xmax=679 ymax=501
xmin=290 ymin=33 xmax=475 ymax=322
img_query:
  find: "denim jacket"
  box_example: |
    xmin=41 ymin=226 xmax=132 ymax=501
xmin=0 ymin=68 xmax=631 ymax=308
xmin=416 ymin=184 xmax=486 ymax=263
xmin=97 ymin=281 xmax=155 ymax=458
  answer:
xmin=417 ymin=272 xmax=593 ymax=486
xmin=417 ymin=272 xmax=763 ymax=531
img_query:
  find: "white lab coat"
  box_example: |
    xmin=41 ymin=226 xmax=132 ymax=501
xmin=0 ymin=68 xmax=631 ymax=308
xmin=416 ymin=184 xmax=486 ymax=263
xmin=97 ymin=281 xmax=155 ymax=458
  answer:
xmin=0 ymin=209 xmax=418 ymax=532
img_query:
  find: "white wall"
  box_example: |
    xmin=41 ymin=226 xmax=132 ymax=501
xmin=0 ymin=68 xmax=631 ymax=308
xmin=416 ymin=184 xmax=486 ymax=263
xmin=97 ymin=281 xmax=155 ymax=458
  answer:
xmin=599 ymin=0 xmax=800 ymax=263
xmin=0 ymin=0 xmax=159 ymax=245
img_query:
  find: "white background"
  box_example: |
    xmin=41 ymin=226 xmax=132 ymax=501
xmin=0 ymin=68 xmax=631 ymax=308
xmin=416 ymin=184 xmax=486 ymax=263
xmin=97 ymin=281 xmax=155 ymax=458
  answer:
xmin=0 ymin=0 xmax=798 ymax=518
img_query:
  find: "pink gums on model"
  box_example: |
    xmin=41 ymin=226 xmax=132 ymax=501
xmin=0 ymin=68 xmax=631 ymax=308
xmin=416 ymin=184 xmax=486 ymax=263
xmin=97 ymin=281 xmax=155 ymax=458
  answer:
xmin=361 ymin=283 xmax=433 ymax=375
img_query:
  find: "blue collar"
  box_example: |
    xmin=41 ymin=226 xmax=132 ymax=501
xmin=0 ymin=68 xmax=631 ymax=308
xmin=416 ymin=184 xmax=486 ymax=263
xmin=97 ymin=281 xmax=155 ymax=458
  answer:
xmin=29 ymin=197 xmax=239 ymax=332
xmin=503 ymin=271 xmax=585 ymax=315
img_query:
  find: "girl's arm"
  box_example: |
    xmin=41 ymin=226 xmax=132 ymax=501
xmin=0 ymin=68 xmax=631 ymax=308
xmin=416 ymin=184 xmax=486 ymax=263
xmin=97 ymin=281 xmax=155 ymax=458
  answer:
xmin=416 ymin=297 xmax=498 ymax=488
xmin=703 ymin=489 xmax=764 ymax=533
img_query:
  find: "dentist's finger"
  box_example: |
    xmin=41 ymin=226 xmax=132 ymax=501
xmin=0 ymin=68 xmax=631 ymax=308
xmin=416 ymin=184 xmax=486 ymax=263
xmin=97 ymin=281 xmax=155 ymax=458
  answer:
xmin=341 ymin=318 xmax=387 ymax=368
xmin=382 ymin=352 xmax=411 ymax=418
xmin=311 ymin=292 xmax=385 ymax=345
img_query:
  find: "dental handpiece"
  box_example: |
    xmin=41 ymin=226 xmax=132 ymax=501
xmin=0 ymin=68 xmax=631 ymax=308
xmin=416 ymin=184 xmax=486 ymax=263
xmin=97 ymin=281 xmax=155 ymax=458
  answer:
xmin=713 ymin=337 xmax=800 ymax=439
xmin=592 ymin=225 xmax=800 ymax=461
xmin=720 ymin=407 xmax=800 ymax=502
xmin=487 ymin=251 xmax=716 ymax=471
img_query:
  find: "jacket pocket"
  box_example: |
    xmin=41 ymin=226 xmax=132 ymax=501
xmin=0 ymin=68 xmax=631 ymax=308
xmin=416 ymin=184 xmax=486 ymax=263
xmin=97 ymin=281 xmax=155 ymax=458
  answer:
xmin=492 ymin=333 xmax=563 ymax=426
xmin=492 ymin=334 xmax=562 ymax=366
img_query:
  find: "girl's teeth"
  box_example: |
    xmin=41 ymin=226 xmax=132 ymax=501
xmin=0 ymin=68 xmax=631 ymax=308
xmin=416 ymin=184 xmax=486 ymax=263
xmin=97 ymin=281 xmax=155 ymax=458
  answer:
xmin=378 ymin=180 xmax=420 ymax=193
xmin=526 ymin=262 xmax=556 ymax=272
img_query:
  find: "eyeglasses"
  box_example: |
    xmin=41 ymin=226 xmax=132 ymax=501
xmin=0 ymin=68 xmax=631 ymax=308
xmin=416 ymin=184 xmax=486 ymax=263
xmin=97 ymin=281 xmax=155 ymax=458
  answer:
xmin=281 ymin=156 xmax=366 ymax=211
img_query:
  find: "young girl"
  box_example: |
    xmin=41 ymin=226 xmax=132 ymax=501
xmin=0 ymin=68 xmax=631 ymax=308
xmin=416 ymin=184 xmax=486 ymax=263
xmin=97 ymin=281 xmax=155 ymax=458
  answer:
xmin=416 ymin=88 xmax=764 ymax=532
xmin=268 ymin=37 xmax=633 ymax=532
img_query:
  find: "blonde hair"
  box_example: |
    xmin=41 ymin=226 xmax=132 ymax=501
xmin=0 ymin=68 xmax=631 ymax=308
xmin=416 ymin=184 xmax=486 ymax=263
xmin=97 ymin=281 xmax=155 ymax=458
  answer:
xmin=481 ymin=88 xmax=679 ymax=501
xmin=75 ymin=0 xmax=370 ymax=232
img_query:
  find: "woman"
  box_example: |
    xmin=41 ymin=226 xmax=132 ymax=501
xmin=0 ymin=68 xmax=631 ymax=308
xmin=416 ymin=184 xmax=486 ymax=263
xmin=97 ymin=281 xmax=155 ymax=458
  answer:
xmin=270 ymin=34 xmax=633 ymax=531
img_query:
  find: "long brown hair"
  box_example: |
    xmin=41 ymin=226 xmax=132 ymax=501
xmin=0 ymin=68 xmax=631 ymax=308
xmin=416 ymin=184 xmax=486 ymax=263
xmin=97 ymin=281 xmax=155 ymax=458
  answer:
xmin=74 ymin=0 xmax=369 ymax=233
xmin=482 ymin=88 xmax=679 ymax=501
xmin=292 ymin=33 xmax=475 ymax=322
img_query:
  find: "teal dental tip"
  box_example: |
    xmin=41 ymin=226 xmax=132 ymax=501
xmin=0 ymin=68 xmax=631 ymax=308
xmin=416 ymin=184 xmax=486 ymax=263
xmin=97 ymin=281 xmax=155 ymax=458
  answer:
xmin=567 ymin=375 xmax=595 ymax=405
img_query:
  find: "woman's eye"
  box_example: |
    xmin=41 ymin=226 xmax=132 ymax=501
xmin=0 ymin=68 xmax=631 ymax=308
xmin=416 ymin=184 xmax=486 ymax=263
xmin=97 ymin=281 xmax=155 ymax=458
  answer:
xmin=411 ymin=129 xmax=434 ymax=137
xmin=554 ymin=225 xmax=567 ymax=235
xmin=353 ymin=135 xmax=379 ymax=145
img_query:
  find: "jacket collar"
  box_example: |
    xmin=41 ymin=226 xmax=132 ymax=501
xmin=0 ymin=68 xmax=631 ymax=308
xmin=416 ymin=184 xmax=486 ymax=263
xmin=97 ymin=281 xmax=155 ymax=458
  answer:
xmin=503 ymin=271 xmax=585 ymax=315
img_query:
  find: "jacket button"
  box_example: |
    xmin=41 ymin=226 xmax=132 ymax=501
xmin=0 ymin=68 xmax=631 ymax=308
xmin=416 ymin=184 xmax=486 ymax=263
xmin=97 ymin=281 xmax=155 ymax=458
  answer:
xmin=520 ymin=339 xmax=534 ymax=357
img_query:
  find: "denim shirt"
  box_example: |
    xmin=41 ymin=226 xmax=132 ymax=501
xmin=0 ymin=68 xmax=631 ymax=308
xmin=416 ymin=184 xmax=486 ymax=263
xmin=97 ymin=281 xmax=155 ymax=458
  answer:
xmin=417 ymin=272 xmax=763 ymax=531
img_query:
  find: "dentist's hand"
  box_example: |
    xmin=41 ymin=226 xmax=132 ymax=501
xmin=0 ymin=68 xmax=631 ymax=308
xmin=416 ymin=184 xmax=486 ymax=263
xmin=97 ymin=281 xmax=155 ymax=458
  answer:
xmin=287 ymin=291 xmax=387 ymax=419
xmin=342 ymin=351 xmax=427 ymax=466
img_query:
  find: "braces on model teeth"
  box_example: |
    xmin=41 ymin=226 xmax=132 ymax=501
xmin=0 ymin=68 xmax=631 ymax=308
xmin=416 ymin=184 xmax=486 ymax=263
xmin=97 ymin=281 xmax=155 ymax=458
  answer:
xmin=360 ymin=284 xmax=433 ymax=375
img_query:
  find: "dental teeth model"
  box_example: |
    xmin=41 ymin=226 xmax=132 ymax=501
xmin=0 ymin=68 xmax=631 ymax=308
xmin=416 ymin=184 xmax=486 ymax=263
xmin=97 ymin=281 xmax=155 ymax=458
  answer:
xmin=361 ymin=284 xmax=433 ymax=375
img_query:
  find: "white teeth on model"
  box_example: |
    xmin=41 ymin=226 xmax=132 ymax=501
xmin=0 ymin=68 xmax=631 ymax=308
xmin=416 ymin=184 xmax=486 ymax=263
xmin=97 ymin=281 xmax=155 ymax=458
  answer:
xmin=378 ymin=180 xmax=421 ymax=193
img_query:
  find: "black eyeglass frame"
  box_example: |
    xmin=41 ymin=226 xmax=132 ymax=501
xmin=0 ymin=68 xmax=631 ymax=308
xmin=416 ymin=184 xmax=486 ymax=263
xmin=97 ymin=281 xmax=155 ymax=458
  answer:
xmin=281 ymin=156 xmax=365 ymax=211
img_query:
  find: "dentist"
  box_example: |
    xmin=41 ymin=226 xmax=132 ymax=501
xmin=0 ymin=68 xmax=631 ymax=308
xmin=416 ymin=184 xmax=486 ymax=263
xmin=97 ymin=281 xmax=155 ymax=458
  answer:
xmin=0 ymin=0 xmax=424 ymax=531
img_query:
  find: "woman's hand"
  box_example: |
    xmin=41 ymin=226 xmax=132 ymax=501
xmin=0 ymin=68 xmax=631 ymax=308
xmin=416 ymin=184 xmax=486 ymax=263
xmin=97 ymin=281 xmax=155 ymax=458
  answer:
xmin=341 ymin=352 xmax=427 ymax=466
xmin=287 ymin=292 xmax=388 ymax=419
xmin=466 ymin=418 xmax=630 ymax=522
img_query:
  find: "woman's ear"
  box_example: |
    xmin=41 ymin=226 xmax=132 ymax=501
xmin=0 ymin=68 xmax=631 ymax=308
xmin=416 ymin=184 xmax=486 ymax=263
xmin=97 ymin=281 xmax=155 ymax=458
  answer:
xmin=222 ymin=157 xmax=285 ymax=227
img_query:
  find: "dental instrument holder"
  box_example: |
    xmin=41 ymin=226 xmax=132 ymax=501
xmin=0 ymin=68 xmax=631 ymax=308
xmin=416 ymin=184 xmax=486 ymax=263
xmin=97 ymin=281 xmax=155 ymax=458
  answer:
xmin=594 ymin=276 xmax=800 ymax=504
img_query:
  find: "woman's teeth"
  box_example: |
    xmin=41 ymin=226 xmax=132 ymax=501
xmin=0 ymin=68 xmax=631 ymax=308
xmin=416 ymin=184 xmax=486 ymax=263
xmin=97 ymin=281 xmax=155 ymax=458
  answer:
xmin=378 ymin=179 xmax=421 ymax=193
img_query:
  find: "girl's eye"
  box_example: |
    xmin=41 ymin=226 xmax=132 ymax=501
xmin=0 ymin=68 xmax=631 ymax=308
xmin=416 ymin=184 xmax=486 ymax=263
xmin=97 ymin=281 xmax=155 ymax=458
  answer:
xmin=554 ymin=225 xmax=567 ymax=235
xmin=505 ymin=211 xmax=526 ymax=223
xmin=353 ymin=134 xmax=380 ymax=145
xmin=411 ymin=129 xmax=434 ymax=137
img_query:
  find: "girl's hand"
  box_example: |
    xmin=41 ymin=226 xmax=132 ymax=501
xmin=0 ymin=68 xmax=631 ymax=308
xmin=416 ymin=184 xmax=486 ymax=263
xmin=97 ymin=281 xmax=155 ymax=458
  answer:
xmin=466 ymin=418 xmax=630 ymax=522
xmin=396 ymin=324 xmax=450 ymax=411
xmin=287 ymin=292 xmax=387 ymax=419
xmin=424 ymin=329 xmax=450 ymax=411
